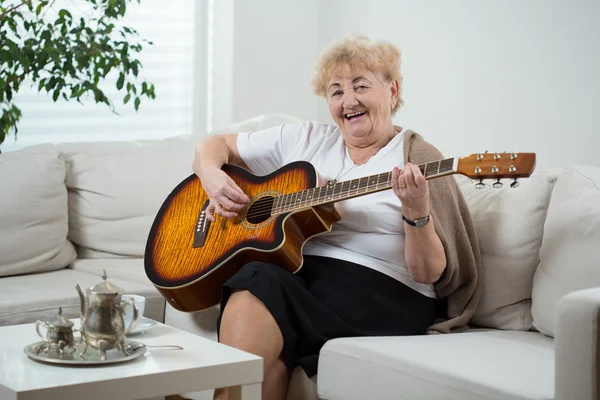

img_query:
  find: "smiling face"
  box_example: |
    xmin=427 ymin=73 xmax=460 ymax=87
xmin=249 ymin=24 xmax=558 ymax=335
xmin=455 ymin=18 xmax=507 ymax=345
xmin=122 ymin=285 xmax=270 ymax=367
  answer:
xmin=327 ymin=67 xmax=399 ymax=143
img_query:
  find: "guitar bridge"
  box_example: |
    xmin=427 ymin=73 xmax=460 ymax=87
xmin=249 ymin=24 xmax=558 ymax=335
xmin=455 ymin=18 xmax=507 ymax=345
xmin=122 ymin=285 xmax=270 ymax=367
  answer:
xmin=193 ymin=200 xmax=211 ymax=248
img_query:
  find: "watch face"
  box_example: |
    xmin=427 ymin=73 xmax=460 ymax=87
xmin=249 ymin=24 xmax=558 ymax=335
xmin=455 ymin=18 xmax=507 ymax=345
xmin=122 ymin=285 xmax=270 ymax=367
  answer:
xmin=414 ymin=216 xmax=430 ymax=227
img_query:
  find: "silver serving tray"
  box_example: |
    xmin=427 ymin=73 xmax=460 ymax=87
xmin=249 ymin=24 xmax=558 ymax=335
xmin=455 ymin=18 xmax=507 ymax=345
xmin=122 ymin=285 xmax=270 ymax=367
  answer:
xmin=24 ymin=339 xmax=147 ymax=366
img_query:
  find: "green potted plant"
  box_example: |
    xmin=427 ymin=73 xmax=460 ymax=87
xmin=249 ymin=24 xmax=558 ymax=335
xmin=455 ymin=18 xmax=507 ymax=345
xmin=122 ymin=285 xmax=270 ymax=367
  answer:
xmin=0 ymin=0 xmax=156 ymax=150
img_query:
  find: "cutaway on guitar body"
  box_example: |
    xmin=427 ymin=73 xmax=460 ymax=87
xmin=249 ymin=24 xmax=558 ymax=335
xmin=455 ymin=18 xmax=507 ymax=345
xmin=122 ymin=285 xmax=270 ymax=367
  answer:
xmin=144 ymin=161 xmax=341 ymax=312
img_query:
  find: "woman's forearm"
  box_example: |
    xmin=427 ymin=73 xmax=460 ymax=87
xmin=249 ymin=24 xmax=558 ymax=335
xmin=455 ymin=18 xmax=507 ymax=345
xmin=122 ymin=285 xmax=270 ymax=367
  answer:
xmin=403 ymin=211 xmax=446 ymax=284
xmin=192 ymin=135 xmax=231 ymax=174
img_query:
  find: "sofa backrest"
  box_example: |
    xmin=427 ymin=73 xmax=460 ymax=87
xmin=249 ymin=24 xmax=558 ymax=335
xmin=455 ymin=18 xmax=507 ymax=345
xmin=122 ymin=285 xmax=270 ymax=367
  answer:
xmin=0 ymin=144 xmax=76 ymax=277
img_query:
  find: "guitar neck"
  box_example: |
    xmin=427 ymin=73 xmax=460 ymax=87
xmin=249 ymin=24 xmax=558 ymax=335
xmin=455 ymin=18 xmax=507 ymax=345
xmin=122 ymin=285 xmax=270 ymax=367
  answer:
xmin=272 ymin=157 xmax=458 ymax=215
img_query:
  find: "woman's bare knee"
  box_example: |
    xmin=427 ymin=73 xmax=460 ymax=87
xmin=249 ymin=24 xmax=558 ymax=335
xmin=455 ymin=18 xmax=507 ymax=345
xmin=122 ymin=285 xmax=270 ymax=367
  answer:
xmin=220 ymin=289 xmax=284 ymax=374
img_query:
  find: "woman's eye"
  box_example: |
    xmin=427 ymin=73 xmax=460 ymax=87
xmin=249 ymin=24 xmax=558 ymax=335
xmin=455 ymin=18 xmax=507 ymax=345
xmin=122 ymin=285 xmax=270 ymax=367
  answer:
xmin=356 ymin=85 xmax=368 ymax=90
xmin=332 ymin=91 xmax=342 ymax=97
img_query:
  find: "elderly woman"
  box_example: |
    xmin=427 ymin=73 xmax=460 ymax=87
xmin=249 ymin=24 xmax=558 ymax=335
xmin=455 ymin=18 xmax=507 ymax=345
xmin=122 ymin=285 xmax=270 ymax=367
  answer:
xmin=193 ymin=36 xmax=481 ymax=400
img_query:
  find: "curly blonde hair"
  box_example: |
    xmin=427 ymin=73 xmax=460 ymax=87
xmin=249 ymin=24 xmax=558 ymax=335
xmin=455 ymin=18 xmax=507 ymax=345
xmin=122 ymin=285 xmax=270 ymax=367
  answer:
xmin=311 ymin=35 xmax=404 ymax=114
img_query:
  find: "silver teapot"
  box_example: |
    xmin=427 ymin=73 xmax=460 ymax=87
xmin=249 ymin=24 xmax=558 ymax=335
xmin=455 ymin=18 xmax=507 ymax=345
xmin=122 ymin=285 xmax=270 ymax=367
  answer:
xmin=36 ymin=306 xmax=80 ymax=354
xmin=75 ymin=270 xmax=140 ymax=360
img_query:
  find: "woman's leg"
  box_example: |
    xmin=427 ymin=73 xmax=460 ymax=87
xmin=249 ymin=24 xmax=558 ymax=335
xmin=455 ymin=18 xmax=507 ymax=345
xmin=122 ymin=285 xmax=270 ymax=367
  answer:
xmin=214 ymin=290 xmax=289 ymax=400
xmin=263 ymin=357 xmax=290 ymax=400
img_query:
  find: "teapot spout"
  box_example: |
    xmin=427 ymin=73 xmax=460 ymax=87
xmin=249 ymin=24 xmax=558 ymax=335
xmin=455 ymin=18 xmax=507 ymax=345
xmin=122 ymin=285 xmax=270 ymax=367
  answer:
xmin=75 ymin=284 xmax=86 ymax=318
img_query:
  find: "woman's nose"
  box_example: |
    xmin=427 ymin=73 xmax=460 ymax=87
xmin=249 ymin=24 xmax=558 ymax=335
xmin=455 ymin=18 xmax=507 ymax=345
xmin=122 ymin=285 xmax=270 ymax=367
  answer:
xmin=342 ymin=93 xmax=358 ymax=108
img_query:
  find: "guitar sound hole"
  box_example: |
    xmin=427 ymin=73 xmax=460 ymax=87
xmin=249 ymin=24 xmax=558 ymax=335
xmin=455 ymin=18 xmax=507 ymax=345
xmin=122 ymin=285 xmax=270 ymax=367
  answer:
xmin=246 ymin=196 xmax=275 ymax=224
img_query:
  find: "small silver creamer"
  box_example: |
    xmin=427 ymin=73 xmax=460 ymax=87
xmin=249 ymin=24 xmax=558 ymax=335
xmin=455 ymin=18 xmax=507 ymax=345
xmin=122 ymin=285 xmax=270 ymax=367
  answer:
xmin=75 ymin=270 xmax=140 ymax=360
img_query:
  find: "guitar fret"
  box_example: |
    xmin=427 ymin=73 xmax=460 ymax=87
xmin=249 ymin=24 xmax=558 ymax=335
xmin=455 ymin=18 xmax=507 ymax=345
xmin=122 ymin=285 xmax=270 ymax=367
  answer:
xmin=318 ymin=185 xmax=326 ymax=204
xmin=341 ymin=180 xmax=351 ymax=198
xmin=325 ymin=183 xmax=334 ymax=202
xmin=421 ymin=163 xmax=428 ymax=176
xmin=425 ymin=162 xmax=438 ymax=177
xmin=332 ymin=182 xmax=341 ymax=200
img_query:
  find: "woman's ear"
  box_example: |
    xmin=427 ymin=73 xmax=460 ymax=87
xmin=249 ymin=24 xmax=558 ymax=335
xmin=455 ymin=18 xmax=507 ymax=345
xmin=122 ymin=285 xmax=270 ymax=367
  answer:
xmin=390 ymin=79 xmax=400 ymax=109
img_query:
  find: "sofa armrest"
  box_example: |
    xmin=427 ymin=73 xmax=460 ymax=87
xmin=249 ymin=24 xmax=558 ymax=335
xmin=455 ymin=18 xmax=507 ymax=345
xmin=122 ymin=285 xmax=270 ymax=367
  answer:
xmin=554 ymin=287 xmax=600 ymax=400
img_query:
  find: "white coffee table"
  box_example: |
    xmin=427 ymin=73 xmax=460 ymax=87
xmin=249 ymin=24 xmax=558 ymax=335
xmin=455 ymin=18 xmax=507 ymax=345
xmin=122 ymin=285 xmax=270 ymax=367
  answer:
xmin=0 ymin=319 xmax=262 ymax=400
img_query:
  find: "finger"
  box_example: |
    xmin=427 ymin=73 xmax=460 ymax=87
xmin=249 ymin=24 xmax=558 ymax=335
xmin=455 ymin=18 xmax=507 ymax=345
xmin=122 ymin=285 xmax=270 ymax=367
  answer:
xmin=219 ymin=185 xmax=250 ymax=210
xmin=391 ymin=166 xmax=400 ymax=191
xmin=228 ymin=180 xmax=250 ymax=201
xmin=412 ymin=165 xmax=425 ymax=187
xmin=214 ymin=203 xmax=237 ymax=219
xmin=403 ymin=163 xmax=415 ymax=188
xmin=398 ymin=168 xmax=407 ymax=189
xmin=224 ymin=183 xmax=250 ymax=204
xmin=206 ymin=203 xmax=216 ymax=222
xmin=217 ymin=194 xmax=245 ymax=212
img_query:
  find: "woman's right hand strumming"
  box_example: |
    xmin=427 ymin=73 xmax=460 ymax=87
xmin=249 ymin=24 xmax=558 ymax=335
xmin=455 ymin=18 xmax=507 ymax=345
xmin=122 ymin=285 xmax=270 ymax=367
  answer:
xmin=193 ymin=134 xmax=250 ymax=221
xmin=197 ymin=166 xmax=250 ymax=221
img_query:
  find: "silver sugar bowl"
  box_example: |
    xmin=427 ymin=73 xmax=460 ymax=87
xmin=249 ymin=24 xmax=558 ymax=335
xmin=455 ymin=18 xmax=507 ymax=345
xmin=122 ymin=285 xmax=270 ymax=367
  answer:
xmin=36 ymin=306 xmax=80 ymax=354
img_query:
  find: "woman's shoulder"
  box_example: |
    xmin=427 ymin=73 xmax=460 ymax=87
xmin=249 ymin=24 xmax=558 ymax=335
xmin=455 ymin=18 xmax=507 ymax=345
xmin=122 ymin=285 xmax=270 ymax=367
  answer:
xmin=403 ymin=129 xmax=444 ymax=163
xmin=285 ymin=120 xmax=339 ymax=135
xmin=280 ymin=121 xmax=341 ymax=142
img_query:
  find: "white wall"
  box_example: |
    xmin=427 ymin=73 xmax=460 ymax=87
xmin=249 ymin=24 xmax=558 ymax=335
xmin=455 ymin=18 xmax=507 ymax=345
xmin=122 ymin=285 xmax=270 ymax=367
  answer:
xmin=225 ymin=0 xmax=600 ymax=172
xmin=229 ymin=0 xmax=321 ymax=123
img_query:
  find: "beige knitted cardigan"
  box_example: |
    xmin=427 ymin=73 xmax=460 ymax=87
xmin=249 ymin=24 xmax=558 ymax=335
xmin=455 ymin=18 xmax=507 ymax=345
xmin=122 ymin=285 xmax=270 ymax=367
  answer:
xmin=402 ymin=130 xmax=483 ymax=334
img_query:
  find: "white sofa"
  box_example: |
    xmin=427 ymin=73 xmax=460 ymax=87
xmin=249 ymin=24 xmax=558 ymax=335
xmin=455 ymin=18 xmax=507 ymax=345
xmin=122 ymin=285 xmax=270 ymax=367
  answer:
xmin=1 ymin=114 xmax=599 ymax=400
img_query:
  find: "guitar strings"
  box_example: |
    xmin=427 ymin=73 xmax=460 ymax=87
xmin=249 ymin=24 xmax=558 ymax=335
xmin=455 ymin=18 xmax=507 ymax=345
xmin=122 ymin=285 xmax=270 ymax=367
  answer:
xmin=241 ymin=175 xmax=397 ymax=220
xmin=241 ymin=164 xmax=453 ymax=219
xmin=239 ymin=159 xmax=455 ymax=220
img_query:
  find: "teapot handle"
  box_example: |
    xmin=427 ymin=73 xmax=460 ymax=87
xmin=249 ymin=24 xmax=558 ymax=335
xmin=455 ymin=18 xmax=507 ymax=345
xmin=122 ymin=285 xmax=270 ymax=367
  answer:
xmin=72 ymin=327 xmax=84 ymax=344
xmin=121 ymin=299 xmax=140 ymax=336
xmin=35 ymin=320 xmax=50 ymax=342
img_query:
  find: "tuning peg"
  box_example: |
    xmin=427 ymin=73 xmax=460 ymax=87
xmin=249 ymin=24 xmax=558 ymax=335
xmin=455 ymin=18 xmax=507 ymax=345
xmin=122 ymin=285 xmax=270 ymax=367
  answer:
xmin=510 ymin=178 xmax=519 ymax=188
xmin=493 ymin=179 xmax=503 ymax=189
xmin=475 ymin=179 xmax=487 ymax=189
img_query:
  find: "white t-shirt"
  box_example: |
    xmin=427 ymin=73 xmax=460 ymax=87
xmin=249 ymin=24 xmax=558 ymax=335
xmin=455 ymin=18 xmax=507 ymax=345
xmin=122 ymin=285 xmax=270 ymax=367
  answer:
xmin=236 ymin=121 xmax=436 ymax=298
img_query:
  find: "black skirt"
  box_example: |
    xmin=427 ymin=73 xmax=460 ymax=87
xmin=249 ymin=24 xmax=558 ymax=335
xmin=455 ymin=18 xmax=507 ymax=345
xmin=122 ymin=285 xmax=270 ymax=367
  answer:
xmin=216 ymin=255 xmax=438 ymax=377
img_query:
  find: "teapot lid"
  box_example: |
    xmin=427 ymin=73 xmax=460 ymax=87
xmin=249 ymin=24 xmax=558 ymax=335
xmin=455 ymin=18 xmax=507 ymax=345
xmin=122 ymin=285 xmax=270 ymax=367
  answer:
xmin=48 ymin=306 xmax=74 ymax=328
xmin=89 ymin=270 xmax=123 ymax=295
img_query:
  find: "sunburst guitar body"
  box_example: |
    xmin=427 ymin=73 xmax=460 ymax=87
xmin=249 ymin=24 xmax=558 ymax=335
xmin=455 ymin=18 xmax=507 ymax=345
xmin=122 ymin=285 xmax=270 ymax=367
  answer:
xmin=145 ymin=161 xmax=340 ymax=312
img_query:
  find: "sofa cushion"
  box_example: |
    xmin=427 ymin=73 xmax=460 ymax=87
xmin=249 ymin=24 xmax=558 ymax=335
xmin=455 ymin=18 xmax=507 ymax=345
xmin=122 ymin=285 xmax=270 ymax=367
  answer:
xmin=532 ymin=165 xmax=600 ymax=337
xmin=0 ymin=268 xmax=165 ymax=326
xmin=0 ymin=144 xmax=76 ymax=277
xmin=59 ymin=114 xmax=303 ymax=258
xmin=318 ymin=331 xmax=554 ymax=400
xmin=457 ymin=172 xmax=554 ymax=330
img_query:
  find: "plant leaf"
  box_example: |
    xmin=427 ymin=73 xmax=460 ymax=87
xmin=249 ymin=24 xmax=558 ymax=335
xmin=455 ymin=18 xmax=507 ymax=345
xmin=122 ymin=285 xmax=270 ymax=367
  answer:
xmin=116 ymin=72 xmax=124 ymax=90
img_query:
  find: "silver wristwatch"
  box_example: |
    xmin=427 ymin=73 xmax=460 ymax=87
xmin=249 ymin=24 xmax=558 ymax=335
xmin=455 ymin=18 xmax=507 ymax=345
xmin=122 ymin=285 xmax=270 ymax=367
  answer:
xmin=402 ymin=214 xmax=430 ymax=227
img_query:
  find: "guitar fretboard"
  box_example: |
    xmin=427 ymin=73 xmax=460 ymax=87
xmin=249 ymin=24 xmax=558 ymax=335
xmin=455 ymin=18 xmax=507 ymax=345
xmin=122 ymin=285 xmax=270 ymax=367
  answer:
xmin=272 ymin=158 xmax=456 ymax=215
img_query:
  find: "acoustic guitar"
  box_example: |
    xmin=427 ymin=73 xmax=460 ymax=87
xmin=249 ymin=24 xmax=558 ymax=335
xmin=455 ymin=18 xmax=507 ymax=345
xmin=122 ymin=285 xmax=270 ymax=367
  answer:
xmin=144 ymin=152 xmax=536 ymax=312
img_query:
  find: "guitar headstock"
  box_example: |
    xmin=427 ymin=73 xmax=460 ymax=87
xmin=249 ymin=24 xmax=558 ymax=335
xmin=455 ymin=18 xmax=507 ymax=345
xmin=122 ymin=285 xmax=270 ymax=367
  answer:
xmin=456 ymin=152 xmax=536 ymax=188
